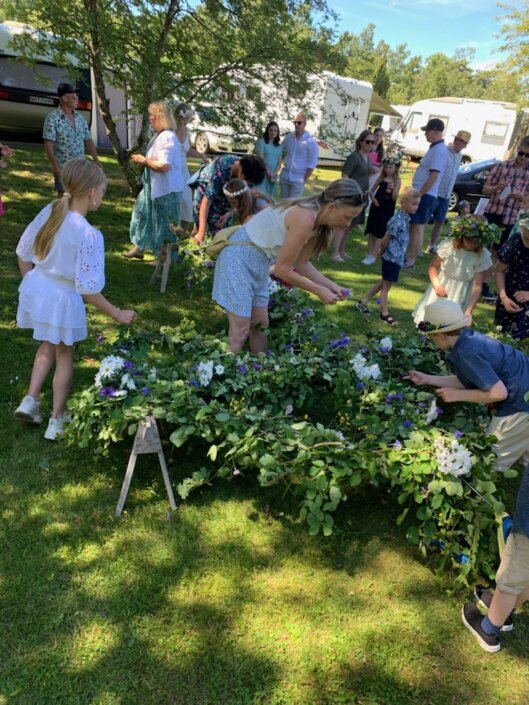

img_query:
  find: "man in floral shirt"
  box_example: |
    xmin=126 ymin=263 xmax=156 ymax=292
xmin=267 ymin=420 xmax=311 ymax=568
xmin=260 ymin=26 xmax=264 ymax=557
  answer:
xmin=43 ymin=83 xmax=100 ymax=195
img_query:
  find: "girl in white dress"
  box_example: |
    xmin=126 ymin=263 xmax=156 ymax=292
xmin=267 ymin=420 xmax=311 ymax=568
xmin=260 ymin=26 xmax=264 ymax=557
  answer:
xmin=174 ymin=103 xmax=208 ymax=231
xmin=14 ymin=159 xmax=136 ymax=440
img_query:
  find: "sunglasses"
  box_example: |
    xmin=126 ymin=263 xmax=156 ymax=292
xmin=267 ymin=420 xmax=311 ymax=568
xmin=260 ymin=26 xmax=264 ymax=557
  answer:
xmin=364 ymin=139 xmax=375 ymax=144
xmin=293 ymin=121 xmax=305 ymax=125
xmin=518 ymin=150 xmax=529 ymax=158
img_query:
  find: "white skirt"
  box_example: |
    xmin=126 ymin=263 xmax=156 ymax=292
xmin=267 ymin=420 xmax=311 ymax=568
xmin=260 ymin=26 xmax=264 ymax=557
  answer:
xmin=17 ymin=268 xmax=87 ymax=345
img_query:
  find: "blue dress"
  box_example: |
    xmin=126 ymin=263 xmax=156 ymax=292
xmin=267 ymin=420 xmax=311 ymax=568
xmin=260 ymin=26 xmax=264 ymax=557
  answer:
xmin=255 ymin=137 xmax=282 ymax=198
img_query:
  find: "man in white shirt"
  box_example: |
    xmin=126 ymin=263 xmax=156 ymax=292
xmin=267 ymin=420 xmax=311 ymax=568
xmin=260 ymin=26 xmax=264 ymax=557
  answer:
xmin=404 ymin=118 xmax=448 ymax=267
xmin=427 ymin=130 xmax=471 ymax=253
xmin=280 ymin=114 xmax=319 ymax=198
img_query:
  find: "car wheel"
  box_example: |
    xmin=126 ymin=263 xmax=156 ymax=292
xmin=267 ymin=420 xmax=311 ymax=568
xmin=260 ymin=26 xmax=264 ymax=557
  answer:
xmin=449 ymin=191 xmax=459 ymax=211
xmin=194 ymin=132 xmax=210 ymax=153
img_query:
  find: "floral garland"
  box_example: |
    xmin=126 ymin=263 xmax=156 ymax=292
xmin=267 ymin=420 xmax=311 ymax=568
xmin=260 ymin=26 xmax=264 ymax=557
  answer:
xmin=223 ymin=183 xmax=249 ymax=198
xmin=383 ymin=152 xmax=402 ymax=166
xmin=449 ymin=216 xmax=502 ymax=246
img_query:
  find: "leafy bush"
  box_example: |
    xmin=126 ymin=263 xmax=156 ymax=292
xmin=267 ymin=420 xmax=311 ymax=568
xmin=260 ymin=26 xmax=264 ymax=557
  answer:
xmin=68 ymin=285 xmax=516 ymax=583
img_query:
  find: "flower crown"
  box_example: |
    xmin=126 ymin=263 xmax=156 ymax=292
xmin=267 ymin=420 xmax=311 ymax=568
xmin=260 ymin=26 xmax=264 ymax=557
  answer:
xmin=223 ymin=184 xmax=249 ymax=198
xmin=449 ymin=216 xmax=502 ymax=246
xmin=383 ymin=152 xmax=402 ymax=167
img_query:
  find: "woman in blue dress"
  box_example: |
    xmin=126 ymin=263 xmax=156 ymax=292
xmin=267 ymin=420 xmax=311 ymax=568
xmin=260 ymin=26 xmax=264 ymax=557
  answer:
xmin=254 ymin=122 xmax=282 ymax=198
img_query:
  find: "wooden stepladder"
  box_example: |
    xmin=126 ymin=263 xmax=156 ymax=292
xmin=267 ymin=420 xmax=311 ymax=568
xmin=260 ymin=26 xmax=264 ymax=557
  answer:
xmin=115 ymin=415 xmax=177 ymax=517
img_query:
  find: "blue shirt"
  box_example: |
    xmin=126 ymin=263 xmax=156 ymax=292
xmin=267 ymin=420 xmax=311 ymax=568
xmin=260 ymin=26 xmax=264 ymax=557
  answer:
xmin=447 ymin=328 xmax=529 ymax=417
xmin=281 ymin=132 xmax=319 ymax=183
xmin=383 ymin=209 xmax=410 ymax=266
xmin=42 ymin=107 xmax=91 ymax=167
xmin=513 ymin=463 xmax=529 ymax=538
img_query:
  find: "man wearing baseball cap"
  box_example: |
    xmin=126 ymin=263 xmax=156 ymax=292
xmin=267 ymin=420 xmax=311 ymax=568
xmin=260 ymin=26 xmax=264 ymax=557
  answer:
xmin=404 ymin=118 xmax=448 ymax=268
xmin=427 ymin=129 xmax=472 ymax=254
xmin=43 ymin=82 xmax=100 ymax=196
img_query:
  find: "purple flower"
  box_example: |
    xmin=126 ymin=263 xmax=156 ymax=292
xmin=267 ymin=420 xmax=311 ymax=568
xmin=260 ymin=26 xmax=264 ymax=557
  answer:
xmin=99 ymin=386 xmax=117 ymax=398
xmin=124 ymin=360 xmax=133 ymax=370
xmin=361 ymin=346 xmax=369 ymax=354
xmin=302 ymin=307 xmax=314 ymax=318
xmin=376 ymin=297 xmax=381 ymax=304
xmin=269 ymin=297 xmax=278 ymax=306
xmin=385 ymin=394 xmax=396 ymax=403
xmin=252 ymin=363 xmax=262 ymax=371
xmin=393 ymin=440 xmax=402 ymax=450
xmin=203 ymin=260 xmax=215 ymax=268
xmin=283 ymin=343 xmax=294 ymax=352
xmin=311 ymin=334 xmax=318 ymax=341
xmin=455 ymin=430 xmax=463 ymax=439
xmin=190 ymin=379 xmax=199 ymax=388
xmin=141 ymin=387 xmax=150 ymax=395
xmin=403 ymin=420 xmax=412 ymax=429
xmin=238 ymin=365 xmax=248 ymax=374
xmin=193 ymin=364 xmax=199 ymax=371
xmin=343 ymin=288 xmax=350 ymax=297
xmin=396 ymin=393 xmax=404 ymax=401
xmin=418 ymin=402 xmax=426 ymax=408
xmin=265 ymin=349 xmax=273 ymax=357
xmin=436 ymin=408 xmax=444 ymax=415
xmin=96 ymin=335 xmax=104 ymax=343
xmin=380 ymin=346 xmax=390 ymax=353
xmin=133 ymin=368 xmax=142 ymax=376
xmin=356 ymin=382 xmax=364 ymax=390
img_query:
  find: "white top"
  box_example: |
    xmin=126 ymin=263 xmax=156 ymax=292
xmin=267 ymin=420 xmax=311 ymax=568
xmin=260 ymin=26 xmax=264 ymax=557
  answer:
xmin=412 ymin=140 xmax=448 ymax=197
xmin=16 ymin=205 xmax=105 ymax=294
xmin=148 ymin=130 xmax=183 ymax=199
xmin=281 ymin=132 xmax=319 ymax=183
xmin=437 ymin=146 xmax=463 ymax=199
xmin=245 ymin=205 xmax=312 ymax=259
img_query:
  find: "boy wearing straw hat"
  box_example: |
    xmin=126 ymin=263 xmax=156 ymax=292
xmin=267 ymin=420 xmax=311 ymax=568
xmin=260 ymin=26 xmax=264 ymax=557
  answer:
xmin=404 ymin=299 xmax=529 ymax=473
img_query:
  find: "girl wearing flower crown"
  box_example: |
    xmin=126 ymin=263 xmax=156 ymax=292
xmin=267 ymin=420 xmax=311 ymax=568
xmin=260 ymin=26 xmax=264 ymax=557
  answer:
xmin=362 ymin=154 xmax=401 ymax=265
xmin=14 ymin=159 xmax=136 ymax=441
xmin=495 ymin=209 xmax=529 ymax=339
xmin=412 ymin=216 xmax=498 ymax=325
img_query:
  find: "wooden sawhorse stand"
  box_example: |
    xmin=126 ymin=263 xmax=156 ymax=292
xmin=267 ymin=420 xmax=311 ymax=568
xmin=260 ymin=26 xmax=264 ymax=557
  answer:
xmin=115 ymin=416 xmax=177 ymax=517
xmin=149 ymin=242 xmax=180 ymax=293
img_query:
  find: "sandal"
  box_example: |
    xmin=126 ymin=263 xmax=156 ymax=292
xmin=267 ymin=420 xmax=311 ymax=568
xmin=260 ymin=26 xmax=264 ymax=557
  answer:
xmin=380 ymin=313 xmax=398 ymax=326
xmin=356 ymin=301 xmax=370 ymax=316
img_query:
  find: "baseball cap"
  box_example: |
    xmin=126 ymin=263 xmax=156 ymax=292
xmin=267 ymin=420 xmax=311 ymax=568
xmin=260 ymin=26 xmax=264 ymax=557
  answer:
xmin=57 ymin=83 xmax=79 ymax=97
xmin=421 ymin=118 xmax=445 ymax=132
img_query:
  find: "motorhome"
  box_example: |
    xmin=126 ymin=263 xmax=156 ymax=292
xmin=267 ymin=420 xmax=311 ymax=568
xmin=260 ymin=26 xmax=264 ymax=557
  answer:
xmin=398 ymin=97 xmax=529 ymax=163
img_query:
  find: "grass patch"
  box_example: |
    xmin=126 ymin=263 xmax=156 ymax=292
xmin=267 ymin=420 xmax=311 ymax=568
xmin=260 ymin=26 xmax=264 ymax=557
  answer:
xmin=1 ymin=148 xmax=528 ymax=705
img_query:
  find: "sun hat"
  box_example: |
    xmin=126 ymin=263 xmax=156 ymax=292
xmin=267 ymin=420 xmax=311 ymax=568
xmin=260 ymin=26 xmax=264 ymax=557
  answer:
xmin=420 ymin=300 xmax=471 ymax=335
xmin=455 ymin=130 xmax=471 ymax=143
xmin=421 ymin=118 xmax=445 ymax=132
xmin=518 ymin=209 xmax=529 ymax=229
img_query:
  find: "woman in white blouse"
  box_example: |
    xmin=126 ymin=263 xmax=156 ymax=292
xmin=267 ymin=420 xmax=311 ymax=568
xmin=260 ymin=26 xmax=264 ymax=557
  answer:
xmin=123 ymin=101 xmax=183 ymax=261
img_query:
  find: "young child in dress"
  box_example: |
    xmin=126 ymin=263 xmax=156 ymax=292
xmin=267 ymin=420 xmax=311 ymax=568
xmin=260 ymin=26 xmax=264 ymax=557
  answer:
xmin=362 ymin=155 xmax=401 ymax=265
xmin=357 ymin=187 xmax=420 ymax=325
xmin=14 ymin=159 xmax=136 ymax=441
xmin=412 ymin=216 xmax=497 ymax=325
xmin=456 ymin=200 xmax=471 ymax=218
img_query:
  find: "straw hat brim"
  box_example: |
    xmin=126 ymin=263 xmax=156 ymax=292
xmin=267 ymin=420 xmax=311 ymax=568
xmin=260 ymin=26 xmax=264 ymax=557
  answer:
xmin=423 ymin=315 xmax=472 ymax=335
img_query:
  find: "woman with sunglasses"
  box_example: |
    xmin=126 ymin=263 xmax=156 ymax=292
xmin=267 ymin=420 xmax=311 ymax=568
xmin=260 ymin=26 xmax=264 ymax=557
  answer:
xmin=212 ymin=179 xmax=364 ymax=353
xmin=331 ymin=129 xmax=375 ymax=261
xmin=483 ymin=136 xmax=529 ymax=248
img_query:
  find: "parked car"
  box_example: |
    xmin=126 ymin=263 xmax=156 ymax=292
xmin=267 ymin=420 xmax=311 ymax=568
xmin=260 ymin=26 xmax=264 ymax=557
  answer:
xmin=188 ymin=104 xmax=253 ymax=155
xmin=450 ymin=158 xmax=500 ymax=211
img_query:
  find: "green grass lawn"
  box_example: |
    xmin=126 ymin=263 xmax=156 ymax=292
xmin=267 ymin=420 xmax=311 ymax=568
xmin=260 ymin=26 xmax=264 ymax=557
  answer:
xmin=1 ymin=148 xmax=528 ymax=705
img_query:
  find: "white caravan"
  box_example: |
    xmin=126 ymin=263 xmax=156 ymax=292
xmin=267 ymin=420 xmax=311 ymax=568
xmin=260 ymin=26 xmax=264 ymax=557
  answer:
xmin=398 ymin=97 xmax=529 ymax=163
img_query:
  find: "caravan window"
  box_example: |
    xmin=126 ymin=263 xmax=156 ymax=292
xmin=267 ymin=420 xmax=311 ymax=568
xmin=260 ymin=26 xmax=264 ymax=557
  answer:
xmin=481 ymin=121 xmax=508 ymax=146
xmin=404 ymin=111 xmax=423 ymax=133
xmin=0 ymin=57 xmax=70 ymax=93
xmin=429 ymin=114 xmax=449 ymax=132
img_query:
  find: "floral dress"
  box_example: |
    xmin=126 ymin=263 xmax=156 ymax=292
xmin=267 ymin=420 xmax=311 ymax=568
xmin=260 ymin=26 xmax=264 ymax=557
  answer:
xmin=193 ymin=155 xmax=238 ymax=235
xmin=413 ymin=239 xmax=492 ymax=324
xmin=495 ymin=233 xmax=529 ymax=339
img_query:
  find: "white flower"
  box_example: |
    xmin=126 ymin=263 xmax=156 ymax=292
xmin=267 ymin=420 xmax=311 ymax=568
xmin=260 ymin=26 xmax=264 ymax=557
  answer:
xmin=120 ymin=374 xmax=136 ymax=391
xmin=148 ymin=367 xmax=157 ymax=382
xmin=95 ymin=355 xmax=125 ymax=386
xmin=215 ymin=364 xmax=225 ymax=375
xmin=268 ymin=277 xmax=281 ymax=295
xmin=197 ymin=360 xmax=214 ymax=387
xmin=380 ymin=336 xmax=392 ymax=351
xmin=285 ymin=404 xmax=293 ymax=416
xmin=434 ymin=437 xmax=472 ymax=477
xmin=425 ymin=398 xmax=439 ymax=424
xmin=350 ymin=353 xmax=381 ymax=381
xmin=112 ymin=390 xmax=128 ymax=398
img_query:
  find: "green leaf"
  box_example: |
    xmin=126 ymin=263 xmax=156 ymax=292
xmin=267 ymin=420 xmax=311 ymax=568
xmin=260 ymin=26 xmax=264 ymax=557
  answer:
xmin=329 ymin=486 xmax=342 ymax=502
xmin=430 ymin=493 xmax=444 ymax=509
xmin=207 ymin=444 xmax=218 ymax=461
xmin=493 ymin=501 xmax=505 ymax=515
xmin=445 ymin=480 xmax=462 ymax=497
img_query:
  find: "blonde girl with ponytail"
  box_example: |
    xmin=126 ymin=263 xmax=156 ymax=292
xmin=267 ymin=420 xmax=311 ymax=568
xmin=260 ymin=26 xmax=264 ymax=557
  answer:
xmin=14 ymin=159 xmax=136 ymax=441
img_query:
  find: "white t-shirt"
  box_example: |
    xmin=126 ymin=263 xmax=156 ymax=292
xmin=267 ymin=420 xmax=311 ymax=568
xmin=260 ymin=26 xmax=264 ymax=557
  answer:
xmin=412 ymin=140 xmax=448 ymax=197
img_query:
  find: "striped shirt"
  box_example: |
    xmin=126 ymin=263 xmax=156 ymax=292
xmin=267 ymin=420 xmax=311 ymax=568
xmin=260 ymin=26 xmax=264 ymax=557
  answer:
xmin=484 ymin=158 xmax=529 ymax=225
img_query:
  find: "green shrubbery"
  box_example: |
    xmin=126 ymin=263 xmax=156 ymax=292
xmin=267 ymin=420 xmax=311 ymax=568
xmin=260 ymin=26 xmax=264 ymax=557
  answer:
xmin=68 ymin=278 xmax=516 ymax=584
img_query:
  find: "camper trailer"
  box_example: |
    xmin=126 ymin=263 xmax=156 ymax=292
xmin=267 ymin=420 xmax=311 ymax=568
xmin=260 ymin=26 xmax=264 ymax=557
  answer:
xmin=398 ymin=97 xmax=529 ymax=163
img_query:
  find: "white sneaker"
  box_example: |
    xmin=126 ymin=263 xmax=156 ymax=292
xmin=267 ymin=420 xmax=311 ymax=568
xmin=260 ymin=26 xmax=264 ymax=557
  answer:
xmin=361 ymin=255 xmax=376 ymax=265
xmin=14 ymin=395 xmax=42 ymax=424
xmin=44 ymin=417 xmax=65 ymax=441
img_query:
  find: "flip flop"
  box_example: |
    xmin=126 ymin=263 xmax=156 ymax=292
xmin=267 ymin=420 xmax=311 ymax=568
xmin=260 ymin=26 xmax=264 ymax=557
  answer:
xmin=380 ymin=313 xmax=398 ymax=326
xmin=356 ymin=301 xmax=370 ymax=316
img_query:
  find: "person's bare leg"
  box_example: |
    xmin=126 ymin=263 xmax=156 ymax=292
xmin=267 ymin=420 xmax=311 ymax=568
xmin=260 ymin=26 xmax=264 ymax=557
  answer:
xmin=406 ymin=223 xmax=424 ymax=264
xmin=332 ymin=228 xmax=347 ymax=260
xmin=367 ymin=234 xmax=378 ymax=258
xmin=362 ymin=278 xmax=383 ymax=303
xmin=226 ymin=311 xmax=251 ymax=353
xmin=379 ymin=280 xmax=393 ymax=316
xmin=28 ymin=342 xmax=56 ymax=400
xmin=52 ymin=343 xmax=74 ymax=418
xmin=487 ymin=585 xmax=528 ymax=627
xmin=428 ymin=221 xmax=444 ymax=249
xmin=249 ymin=306 xmax=269 ymax=354
xmin=339 ymin=229 xmax=351 ymax=259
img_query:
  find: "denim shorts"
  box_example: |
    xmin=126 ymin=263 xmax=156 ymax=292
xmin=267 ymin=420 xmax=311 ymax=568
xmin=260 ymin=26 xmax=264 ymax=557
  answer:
xmin=431 ymin=196 xmax=450 ymax=223
xmin=410 ymin=193 xmax=436 ymax=225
